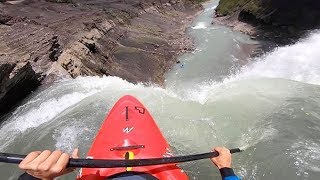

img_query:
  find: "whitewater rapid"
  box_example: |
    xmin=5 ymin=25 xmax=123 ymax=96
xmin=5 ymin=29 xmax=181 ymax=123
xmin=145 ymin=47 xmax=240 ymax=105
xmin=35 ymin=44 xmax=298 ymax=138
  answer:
xmin=232 ymin=32 xmax=320 ymax=85
xmin=0 ymin=1 xmax=320 ymax=180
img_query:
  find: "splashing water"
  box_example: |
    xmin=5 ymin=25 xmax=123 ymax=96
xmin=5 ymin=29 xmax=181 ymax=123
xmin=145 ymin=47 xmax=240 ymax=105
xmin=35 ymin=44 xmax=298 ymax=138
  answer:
xmin=192 ymin=22 xmax=208 ymax=29
xmin=231 ymin=31 xmax=320 ymax=85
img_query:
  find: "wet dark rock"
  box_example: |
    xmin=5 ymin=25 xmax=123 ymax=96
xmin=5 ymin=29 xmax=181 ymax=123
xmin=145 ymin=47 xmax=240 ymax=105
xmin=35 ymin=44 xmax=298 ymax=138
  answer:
xmin=0 ymin=62 xmax=41 ymax=117
xmin=48 ymin=36 xmax=62 ymax=61
xmin=0 ymin=14 xmax=12 ymax=25
xmin=214 ymin=0 xmax=320 ymax=44
xmin=79 ymin=39 xmax=97 ymax=53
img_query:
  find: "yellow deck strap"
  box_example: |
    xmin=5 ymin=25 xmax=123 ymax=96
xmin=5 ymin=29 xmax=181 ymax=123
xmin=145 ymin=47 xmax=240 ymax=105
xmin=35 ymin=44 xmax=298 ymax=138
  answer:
xmin=124 ymin=151 xmax=134 ymax=171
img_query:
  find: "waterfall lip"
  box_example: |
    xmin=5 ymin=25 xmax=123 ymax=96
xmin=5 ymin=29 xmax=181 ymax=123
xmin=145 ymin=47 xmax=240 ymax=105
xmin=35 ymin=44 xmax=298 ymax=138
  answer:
xmin=204 ymin=5 xmax=217 ymax=12
xmin=220 ymin=31 xmax=320 ymax=86
xmin=191 ymin=22 xmax=208 ymax=29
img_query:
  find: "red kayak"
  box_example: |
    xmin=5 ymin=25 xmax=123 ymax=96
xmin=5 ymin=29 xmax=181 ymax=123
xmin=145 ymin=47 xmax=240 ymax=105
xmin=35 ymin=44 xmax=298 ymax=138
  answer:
xmin=77 ymin=95 xmax=188 ymax=179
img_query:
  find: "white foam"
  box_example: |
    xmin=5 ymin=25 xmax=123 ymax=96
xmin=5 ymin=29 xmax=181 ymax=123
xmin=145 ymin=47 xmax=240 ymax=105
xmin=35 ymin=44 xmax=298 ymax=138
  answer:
xmin=0 ymin=91 xmax=96 ymax=150
xmin=240 ymin=123 xmax=278 ymax=150
xmin=53 ymin=125 xmax=84 ymax=153
xmin=204 ymin=5 xmax=217 ymax=12
xmin=289 ymin=140 xmax=320 ymax=177
xmin=0 ymin=76 xmax=120 ymax=149
xmin=227 ymin=31 xmax=320 ymax=85
xmin=192 ymin=22 xmax=207 ymax=29
xmin=179 ymin=31 xmax=320 ymax=104
xmin=15 ymin=92 xmax=93 ymax=132
xmin=0 ymin=76 xmax=180 ymax=151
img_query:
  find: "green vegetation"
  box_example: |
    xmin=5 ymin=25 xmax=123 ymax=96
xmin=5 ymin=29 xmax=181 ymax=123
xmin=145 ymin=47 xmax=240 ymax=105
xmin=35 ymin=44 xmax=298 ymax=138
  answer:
xmin=216 ymin=0 xmax=261 ymax=16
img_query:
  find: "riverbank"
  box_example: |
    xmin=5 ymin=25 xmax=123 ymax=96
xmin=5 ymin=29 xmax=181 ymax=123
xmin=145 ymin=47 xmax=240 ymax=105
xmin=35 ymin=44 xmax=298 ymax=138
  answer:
xmin=165 ymin=0 xmax=265 ymax=102
xmin=213 ymin=0 xmax=320 ymax=45
xmin=0 ymin=0 xmax=202 ymax=116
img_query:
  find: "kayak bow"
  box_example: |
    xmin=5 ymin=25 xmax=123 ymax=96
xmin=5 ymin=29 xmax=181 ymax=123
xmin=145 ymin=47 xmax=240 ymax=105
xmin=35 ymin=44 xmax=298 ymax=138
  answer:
xmin=78 ymin=95 xmax=188 ymax=179
xmin=0 ymin=95 xmax=242 ymax=179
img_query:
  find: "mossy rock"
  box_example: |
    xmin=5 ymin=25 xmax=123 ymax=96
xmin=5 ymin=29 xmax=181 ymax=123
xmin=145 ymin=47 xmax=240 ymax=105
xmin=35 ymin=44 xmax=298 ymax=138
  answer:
xmin=217 ymin=0 xmax=320 ymax=28
xmin=216 ymin=0 xmax=261 ymax=16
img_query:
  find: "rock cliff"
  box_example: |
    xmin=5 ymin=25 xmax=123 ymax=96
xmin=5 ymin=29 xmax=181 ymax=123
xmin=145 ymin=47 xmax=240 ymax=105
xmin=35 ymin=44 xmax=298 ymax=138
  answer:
xmin=0 ymin=0 xmax=201 ymax=116
xmin=215 ymin=0 xmax=320 ymax=43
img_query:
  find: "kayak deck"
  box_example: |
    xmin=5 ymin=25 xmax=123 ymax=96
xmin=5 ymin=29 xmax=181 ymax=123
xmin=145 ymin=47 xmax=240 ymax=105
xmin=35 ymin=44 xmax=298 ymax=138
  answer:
xmin=77 ymin=95 xmax=188 ymax=179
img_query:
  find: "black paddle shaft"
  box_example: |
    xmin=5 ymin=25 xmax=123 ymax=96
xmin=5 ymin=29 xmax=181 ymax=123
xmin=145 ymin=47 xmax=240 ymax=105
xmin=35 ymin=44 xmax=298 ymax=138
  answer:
xmin=0 ymin=148 xmax=241 ymax=168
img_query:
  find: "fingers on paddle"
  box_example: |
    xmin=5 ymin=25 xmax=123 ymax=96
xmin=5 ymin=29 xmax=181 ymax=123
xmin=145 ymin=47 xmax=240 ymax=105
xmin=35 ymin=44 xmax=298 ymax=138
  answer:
xmin=72 ymin=148 xmax=79 ymax=159
xmin=19 ymin=151 xmax=42 ymax=170
xmin=49 ymin=153 xmax=69 ymax=174
xmin=211 ymin=147 xmax=232 ymax=169
xmin=63 ymin=148 xmax=80 ymax=173
xmin=37 ymin=150 xmax=63 ymax=172
xmin=19 ymin=150 xmax=61 ymax=170
xmin=211 ymin=147 xmax=230 ymax=163
xmin=213 ymin=147 xmax=231 ymax=156
xmin=18 ymin=150 xmax=69 ymax=171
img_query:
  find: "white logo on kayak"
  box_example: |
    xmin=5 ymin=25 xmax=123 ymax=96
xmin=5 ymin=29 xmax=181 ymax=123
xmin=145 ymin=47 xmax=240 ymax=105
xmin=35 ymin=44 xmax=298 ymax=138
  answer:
xmin=123 ymin=127 xmax=134 ymax=134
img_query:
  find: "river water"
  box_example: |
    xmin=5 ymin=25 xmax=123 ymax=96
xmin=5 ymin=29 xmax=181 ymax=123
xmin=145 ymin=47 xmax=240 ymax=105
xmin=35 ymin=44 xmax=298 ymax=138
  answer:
xmin=1 ymin=1 xmax=320 ymax=179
